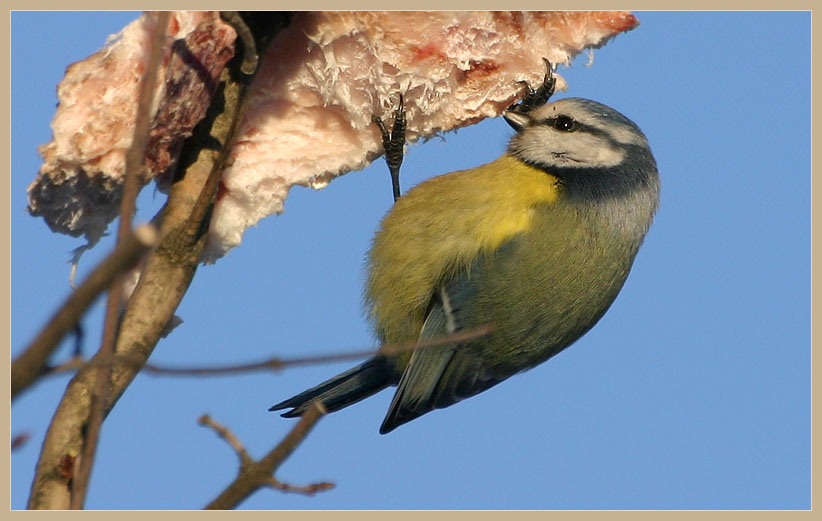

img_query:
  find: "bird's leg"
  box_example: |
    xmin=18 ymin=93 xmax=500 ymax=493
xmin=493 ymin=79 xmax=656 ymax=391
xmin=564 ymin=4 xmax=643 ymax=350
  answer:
xmin=507 ymin=58 xmax=556 ymax=114
xmin=372 ymin=94 xmax=406 ymax=202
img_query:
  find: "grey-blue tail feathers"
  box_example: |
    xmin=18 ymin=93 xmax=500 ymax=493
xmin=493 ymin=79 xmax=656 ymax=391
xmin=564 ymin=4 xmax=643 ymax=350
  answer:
xmin=269 ymin=357 xmax=391 ymax=418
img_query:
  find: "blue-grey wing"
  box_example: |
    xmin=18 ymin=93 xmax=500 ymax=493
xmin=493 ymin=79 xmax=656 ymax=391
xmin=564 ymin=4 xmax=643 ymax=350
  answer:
xmin=379 ymin=266 xmax=502 ymax=433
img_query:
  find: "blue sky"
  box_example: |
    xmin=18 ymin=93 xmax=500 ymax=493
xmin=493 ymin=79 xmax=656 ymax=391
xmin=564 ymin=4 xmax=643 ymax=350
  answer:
xmin=10 ymin=12 xmax=810 ymax=509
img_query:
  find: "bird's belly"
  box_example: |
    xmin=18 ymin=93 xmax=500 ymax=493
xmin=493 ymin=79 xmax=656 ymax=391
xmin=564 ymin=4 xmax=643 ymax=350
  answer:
xmin=465 ymin=230 xmax=633 ymax=375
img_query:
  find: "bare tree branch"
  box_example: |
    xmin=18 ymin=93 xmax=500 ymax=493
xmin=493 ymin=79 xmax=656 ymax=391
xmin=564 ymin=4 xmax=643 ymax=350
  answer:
xmin=202 ymin=402 xmax=332 ymax=509
xmin=11 ymin=224 xmax=157 ymax=400
xmin=68 ymin=13 xmax=172 ymax=509
xmin=27 ymin=13 xmax=293 ymax=510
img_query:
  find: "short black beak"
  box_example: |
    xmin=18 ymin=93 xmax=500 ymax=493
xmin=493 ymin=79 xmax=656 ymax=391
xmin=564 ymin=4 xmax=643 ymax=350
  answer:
xmin=503 ymin=111 xmax=531 ymax=132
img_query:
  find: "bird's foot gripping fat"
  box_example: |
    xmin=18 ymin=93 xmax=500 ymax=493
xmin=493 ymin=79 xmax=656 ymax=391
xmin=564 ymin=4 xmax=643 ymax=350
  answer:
xmin=371 ymin=58 xmax=555 ymax=204
xmin=371 ymin=94 xmax=407 ymax=202
xmin=508 ymin=58 xmax=557 ymax=115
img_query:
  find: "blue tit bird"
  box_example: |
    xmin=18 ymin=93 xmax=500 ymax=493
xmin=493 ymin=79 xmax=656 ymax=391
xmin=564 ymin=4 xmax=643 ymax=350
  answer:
xmin=271 ymin=92 xmax=660 ymax=434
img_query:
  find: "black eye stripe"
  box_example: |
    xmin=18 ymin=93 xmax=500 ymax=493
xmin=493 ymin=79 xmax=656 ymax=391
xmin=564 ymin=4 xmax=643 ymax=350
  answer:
xmin=543 ymin=115 xmax=578 ymax=132
xmin=536 ymin=114 xmax=641 ymax=150
xmin=540 ymin=117 xmax=614 ymax=138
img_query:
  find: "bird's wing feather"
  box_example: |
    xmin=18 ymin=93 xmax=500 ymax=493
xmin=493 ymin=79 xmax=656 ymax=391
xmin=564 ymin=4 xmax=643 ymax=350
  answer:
xmin=379 ymin=266 xmax=501 ymax=433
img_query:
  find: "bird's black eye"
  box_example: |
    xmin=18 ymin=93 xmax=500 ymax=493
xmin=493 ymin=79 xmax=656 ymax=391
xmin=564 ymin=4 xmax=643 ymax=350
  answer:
xmin=551 ymin=115 xmax=577 ymax=132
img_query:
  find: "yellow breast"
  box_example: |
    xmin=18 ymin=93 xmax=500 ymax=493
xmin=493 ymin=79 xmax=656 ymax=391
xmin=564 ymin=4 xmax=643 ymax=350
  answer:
xmin=366 ymin=154 xmax=562 ymax=344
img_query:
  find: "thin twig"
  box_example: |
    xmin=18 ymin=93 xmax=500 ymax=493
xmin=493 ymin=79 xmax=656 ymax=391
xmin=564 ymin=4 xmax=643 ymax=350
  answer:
xmin=219 ymin=12 xmax=258 ymax=75
xmin=267 ymin=477 xmax=334 ymax=496
xmin=40 ymin=324 xmax=494 ymax=379
xmin=145 ymin=323 xmax=494 ymax=375
xmin=204 ymin=402 xmax=330 ymax=509
xmin=69 ymin=11 xmax=171 ymax=510
xmin=11 ymin=433 xmax=31 ymax=451
xmin=11 ymin=225 xmax=157 ymax=400
xmin=198 ymin=415 xmax=252 ymax=468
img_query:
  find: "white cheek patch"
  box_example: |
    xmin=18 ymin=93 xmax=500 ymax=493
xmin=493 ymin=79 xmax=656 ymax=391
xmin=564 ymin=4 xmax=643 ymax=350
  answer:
xmin=571 ymin=133 xmax=626 ymax=167
xmin=514 ymin=129 xmax=625 ymax=168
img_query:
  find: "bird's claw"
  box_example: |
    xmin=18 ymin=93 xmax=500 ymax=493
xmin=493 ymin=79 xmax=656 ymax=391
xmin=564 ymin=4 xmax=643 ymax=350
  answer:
xmin=507 ymin=58 xmax=556 ymax=114
xmin=373 ymin=94 xmax=406 ymax=202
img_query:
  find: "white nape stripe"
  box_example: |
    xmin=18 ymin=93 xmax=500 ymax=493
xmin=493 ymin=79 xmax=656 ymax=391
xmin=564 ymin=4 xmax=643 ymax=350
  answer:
xmin=606 ymin=123 xmax=648 ymax=147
